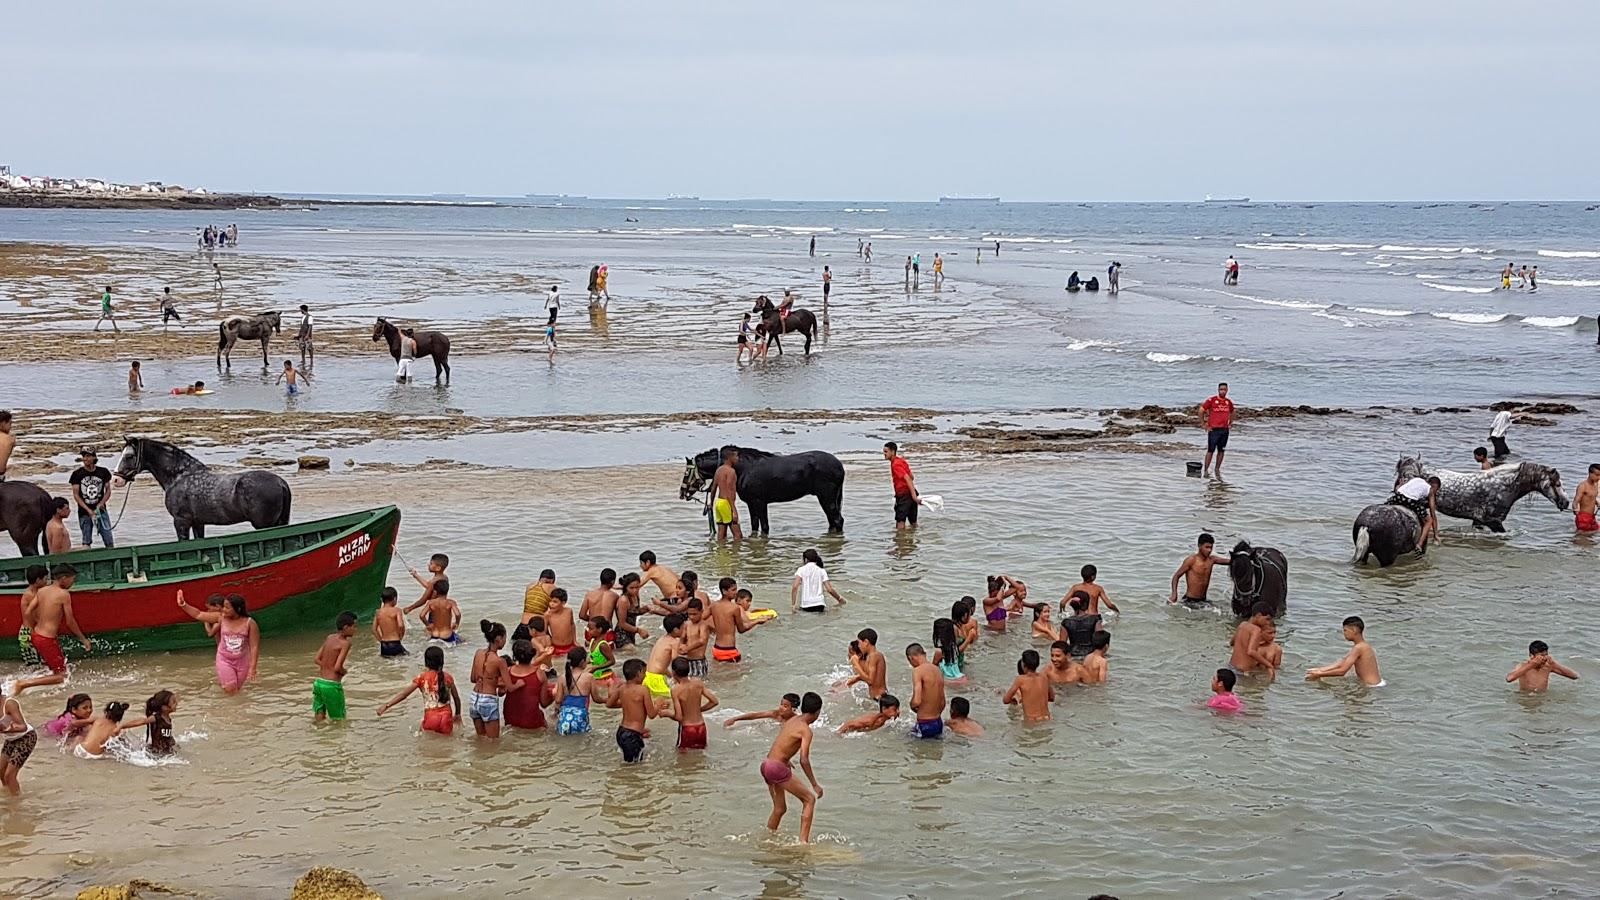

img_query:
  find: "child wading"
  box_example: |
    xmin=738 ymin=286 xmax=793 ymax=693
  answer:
xmin=313 ymin=612 xmax=358 ymax=722
xmin=378 ymin=645 xmax=461 ymax=735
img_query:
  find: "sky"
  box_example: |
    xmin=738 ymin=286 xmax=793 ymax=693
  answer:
xmin=4 ymin=2 xmax=1597 ymax=201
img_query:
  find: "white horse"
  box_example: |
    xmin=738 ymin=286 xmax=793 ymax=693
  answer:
xmin=1396 ymin=455 xmax=1569 ymax=532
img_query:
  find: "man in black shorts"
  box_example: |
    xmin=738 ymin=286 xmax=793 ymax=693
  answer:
xmin=884 ymin=442 xmax=920 ymax=529
xmin=1201 ymin=382 xmax=1234 ymax=478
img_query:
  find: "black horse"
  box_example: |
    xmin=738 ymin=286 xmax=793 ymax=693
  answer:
xmin=373 ymin=317 xmax=452 ymax=384
xmin=1227 ymin=541 xmax=1288 ymax=617
xmin=679 ymin=446 xmax=845 ymax=534
xmin=751 ymin=296 xmax=820 ymax=356
xmin=113 ymin=437 xmax=292 ymax=540
xmin=0 ymin=481 xmax=56 ymax=556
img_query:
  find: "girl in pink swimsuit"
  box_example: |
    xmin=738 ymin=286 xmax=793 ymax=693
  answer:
xmin=214 ymin=595 xmax=259 ymax=694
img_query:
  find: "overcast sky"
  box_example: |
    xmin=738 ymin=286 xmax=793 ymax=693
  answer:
xmin=5 ymin=2 xmax=1596 ymax=201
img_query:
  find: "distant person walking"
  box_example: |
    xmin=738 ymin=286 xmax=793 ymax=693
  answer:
xmin=545 ymin=284 xmax=560 ymax=325
xmin=857 ymin=239 xmax=864 ymax=258
xmin=822 ymin=266 xmax=832 ymax=304
xmin=160 ymin=286 xmax=181 ymax=327
xmin=93 ymin=286 xmax=119 ymax=333
xmin=1224 ymin=256 xmax=1239 ymax=286
xmin=884 ymin=442 xmax=921 ymax=530
xmin=212 ymin=263 xmax=224 ymax=304
xmin=933 ymin=254 xmax=944 ymax=287
xmin=1201 ymin=382 xmax=1234 ymax=478
xmin=809 ymin=236 xmax=816 ymax=258
xmin=865 ymin=242 xmax=872 ymax=262
xmin=912 ymin=253 xmax=921 ymax=290
xmin=597 ymin=264 xmax=610 ymax=305
xmin=904 ymin=256 xmax=912 ymax=291
xmin=1108 ymin=262 xmax=1121 ymax=294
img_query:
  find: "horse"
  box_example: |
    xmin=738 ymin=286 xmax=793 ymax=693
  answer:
xmin=216 ymin=311 xmax=282 ymax=368
xmin=1352 ymin=503 xmax=1422 ymax=568
xmin=0 ymin=481 xmax=56 ymax=556
xmin=372 ymin=317 xmax=452 ymax=384
xmin=1227 ymin=541 xmax=1288 ymax=617
xmin=751 ymin=295 xmax=819 ymax=356
xmin=679 ymin=445 xmax=845 ymax=535
xmin=1396 ymin=454 xmax=1568 ymax=532
xmin=112 ymin=437 xmax=291 ymax=540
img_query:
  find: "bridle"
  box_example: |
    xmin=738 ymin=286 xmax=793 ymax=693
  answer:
xmin=1233 ymin=549 xmax=1281 ymax=604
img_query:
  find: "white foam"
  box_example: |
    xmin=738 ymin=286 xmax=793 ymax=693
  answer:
xmin=1146 ymin=352 xmax=1196 ymax=363
xmin=1311 ymin=311 xmax=1364 ymax=327
xmin=1413 ymin=273 xmax=1442 ymax=280
xmin=1421 ymin=283 xmax=1495 ymax=294
xmin=1353 ymin=306 xmax=1417 ymax=317
xmin=1537 ymin=249 xmax=1600 ymax=259
xmin=1431 ymin=312 xmax=1509 ymax=324
xmin=1522 ymin=315 xmax=1581 ymax=327
xmin=1378 ymin=245 xmax=1489 ymax=254
xmin=1236 ymin=241 xmax=1375 ymax=252
xmin=1066 ymin=338 xmax=1121 ymax=351
xmin=842 ymin=208 xmax=888 ymax=213
xmin=1214 ymin=289 xmax=1330 ymax=310
xmin=1541 ymin=278 xmax=1600 ymax=287
xmin=1364 ymin=261 xmax=1395 ymax=268
xmin=1377 ymin=253 xmax=1462 ymax=261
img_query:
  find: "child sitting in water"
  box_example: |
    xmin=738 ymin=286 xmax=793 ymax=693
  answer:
xmin=377 ymin=645 xmax=460 ymax=735
xmin=1079 ymin=632 xmax=1111 ymax=684
xmin=723 ymin=693 xmax=801 ymax=728
xmin=1208 ymin=668 xmax=1243 ymax=713
xmin=1506 ymin=640 xmax=1580 ymax=692
xmin=836 ymin=694 xmax=901 ymax=734
xmin=554 ymin=647 xmax=597 ymax=736
xmin=1031 ymin=604 xmax=1056 ymax=641
xmin=144 ymin=690 xmax=179 ymax=756
xmin=1003 ymin=650 xmax=1054 ymax=722
xmin=944 ymin=696 xmax=983 ymax=737
xmin=44 ymin=693 xmax=95 ymax=741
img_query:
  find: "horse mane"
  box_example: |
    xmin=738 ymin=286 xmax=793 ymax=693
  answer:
xmin=695 ymin=446 xmax=775 ymax=467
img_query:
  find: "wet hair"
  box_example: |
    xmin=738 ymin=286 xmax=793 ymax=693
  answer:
xmin=600 ymin=568 xmax=616 ymax=587
xmin=25 ymin=564 xmax=48 ymax=584
xmin=1530 ymin=640 xmax=1549 ymax=655
xmin=951 ymin=601 xmax=971 ymax=626
xmin=1218 ymin=382 xmax=1228 ymax=389
xmin=932 ymin=618 xmax=958 ymax=663
xmin=950 ymin=696 xmax=970 ymax=718
xmin=718 ymin=576 xmax=737 ymax=593
xmin=380 ymin=587 xmax=398 ymax=604
xmin=802 ymin=549 xmax=824 ymax=569
xmin=528 ymin=616 xmax=546 ymax=634
xmin=686 ymin=598 xmax=703 ymax=612
xmin=1216 ymin=668 xmax=1236 ymax=691
xmin=433 ymin=578 xmax=451 ymax=596
xmin=639 ymin=550 xmax=657 ymax=565
xmin=1343 ymin=616 xmax=1365 ymax=632
xmin=548 ymin=588 xmax=568 ymax=606
xmin=986 ymin=575 xmax=1005 ymax=595
xmin=800 ymin=691 xmax=822 ymax=715
xmin=145 ymin=690 xmax=174 ymax=718
xmin=905 ymin=642 xmax=926 ymax=659
xmin=52 ymin=563 xmax=77 ymax=579
xmin=663 ymin=612 xmax=688 ymax=635
xmin=205 ymin=594 xmax=225 ymax=609
xmin=1081 ymin=564 xmax=1097 ymax=581
xmin=511 ymin=623 xmax=532 ymax=642
xmin=1050 ymin=640 xmax=1071 ymax=656
xmin=622 ymin=658 xmax=646 ymax=681
xmin=480 ymin=619 xmax=507 ymax=645
xmin=1590 ymin=463 xmax=1600 ymax=475
xmin=1091 ymin=632 xmax=1111 ymax=652
xmin=735 ymin=589 xmax=753 ymax=602
xmin=883 ymin=441 xmax=898 ymax=453
xmin=539 ymin=568 xmax=556 ymax=581
xmin=1018 ymin=649 xmax=1040 ymax=673
xmin=1474 ymin=447 xmax=1489 ymax=458
xmin=959 ymin=596 xmax=977 ymax=614
xmin=104 ymin=701 xmax=130 ymax=722
xmin=565 ymin=646 xmax=587 ymax=689
xmin=424 ymin=646 xmax=449 ymax=703
xmin=619 ymin=572 xmax=641 ymax=593
xmin=1069 ymin=594 xmax=1089 ymax=614
xmin=130 ymin=361 xmax=140 ymax=369
xmin=195 ymin=381 xmax=205 ymax=389
xmin=511 ymin=640 xmax=535 ymax=665
xmin=721 ymin=445 xmax=738 ymax=461
xmin=54 ymin=497 xmax=69 ymax=512
xmin=64 ymin=693 xmax=92 ymax=715
xmin=1250 ymin=601 xmax=1273 ymax=618
xmin=226 ymin=594 xmax=249 ymax=618
xmin=0 ymin=410 xmax=9 ymax=424
xmin=857 ymin=627 xmax=877 ymax=645
xmin=1033 ymin=604 xmax=1047 ymax=622
xmin=1198 ymin=532 xmax=1215 ymax=548
xmin=681 ymin=571 xmax=699 ymax=595
xmin=430 ymin=553 xmax=450 ymax=569
xmin=589 ymin=616 xmax=611 ymax=632
xmin=781 ymin=693 xmax=801 ymax=709
xmin=671 ymin=657 xmax=690 ymax=678
xmin=335 ymin=611 xmax=357 ymax=630
xmin=878 ymin=693 xmax=900 ymax=712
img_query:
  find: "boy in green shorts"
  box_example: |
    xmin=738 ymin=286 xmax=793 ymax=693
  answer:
xmin=313 ymin=611 xmax=358 ymax=721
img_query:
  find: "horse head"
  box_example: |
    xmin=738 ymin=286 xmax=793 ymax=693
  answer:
xmin=262 ymin=311 xmax=282 ymax=333
xmin=1395 ymin=454 xmax=1425 ymax=487
xmin=1519 ymin=461 xmax=1570 ymax=511
xmin=371 ymin=318 xmax=390 ymax=342
xmin=752 ymin=295 xmax=773 ymax=314
xmin=111 ymin=436 xmax=144 ymax=486
xmin=1228 ymin=540 xmax=1256 ymax=585
xmin=679 ymin=456 xmax=709 ymax=500
xmin=111 ymin=437 xmax=199 ymax=488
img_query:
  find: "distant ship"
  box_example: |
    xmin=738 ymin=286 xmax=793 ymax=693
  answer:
xmin=667 ymin=194 xmax=700 ymax=201
xmin=1204 ymin=195 xmax=1250 ymax=203
xmin=939 ymin=195 xmax=1000 ymax=204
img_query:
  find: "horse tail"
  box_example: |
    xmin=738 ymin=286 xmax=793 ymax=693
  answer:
xmin=1352 ymin=526 xmax=1371 ymax=564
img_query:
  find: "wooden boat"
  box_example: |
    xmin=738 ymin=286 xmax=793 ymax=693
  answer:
xmin=0 ymin=506 xmax=400 ymax=658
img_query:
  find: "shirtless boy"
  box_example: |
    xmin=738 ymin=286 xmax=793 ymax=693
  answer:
xmin=644 ymin=613 xmax=688 ymax=709
xmin=680 ymin=599 xmax=711 ymax=678
xmin=666 ymin=657 xmax=719 ymax=751
xmin=45 ymin=500 xmax=71 ymax=555
xmin=1229 ymin=602 xmax=1280 ymax=679
xmin=836 ymin=693 xmax=900 ymax=734
xmin=845 ymin=628 xmax=887 ymax=698
xmin=636 ymin=551 xmax=681 ymax=606
xmin=1003 ymin=649 xmax=1055 ymax=722
xmin=725 ymin=693 xmax=800 ymax=728
xmin=1306 ymin=616 xmax=1383 ymax=686
xmin=759 ymin=691 xmax=824 ymax=842
xmin=401 ymin=553 xmax=448 ymax=614
xmin=1064 ymin=564 xmax=1119 ymax=615
xmin=313 ymin=611 xmax=357 ymax=722
xmin=1574 ymin=463 xmax=1600 ymax=533
xmin=419 ymin=578 xmax=461 ymax=644
xmin=1170 ymin=533 xmax=1231 ymax=606
xmin=1079 ymin=632 xmax=1111 ymax=684
xmin=372 ymin=587 xmax=407 ymax=657
xmin=1045 ymin=641 xmax=1081 ymax=686
xmin=544 ymin=589 xmax=578 ymax=655
xmin=711 ymin=446 xmax=744 ymax=542
xmin=15 ymin=565 xmax=47 ymax=667
xmin=905 ymin=643 xmax=947 ymax=738
xmin=1506 ymin=640 xmax=1579 ymax=692
xmin=607 ymin=658 xmax=656 ymax=763
xmin=709 ymin=586 xmax=765 ymax=663
xmin=578 ymin=568 xmax=620 ymax=628
xmin=12 ymin=565 xmax=90 ymax=695
xmin=944 ymin=696 xmax=984 ymax=736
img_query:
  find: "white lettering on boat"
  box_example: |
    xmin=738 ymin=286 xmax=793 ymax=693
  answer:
xmin=337 ymin=533 xmax=373 ymax=568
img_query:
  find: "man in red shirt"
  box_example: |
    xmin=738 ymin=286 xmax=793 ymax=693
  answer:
xmin=884 ymin=442 xmax=920 ymax=529
xmin=1201 ymin=382 xmax=1234 ymax=478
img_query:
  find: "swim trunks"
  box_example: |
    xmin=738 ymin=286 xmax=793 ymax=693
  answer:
xmin=714 ymin=498 xmax=734 ymax=525
xmin=616 ymin=725 xmax=646 ymax=763
xmin=684 ymin=657 xmax=709 ymax=679
xmin=30 ymin=632 xmax=67 ymax=675
xmin=468 ymin=691 xmax=501 ymax=722
xmin=2 ymin=729 xmax=37 ymax=768
xmin=712 ymin=645 xmax=742 ymax=663
xmin=551 ymin=643 xmax=575 ymax=657
xmin=422 ymin=706 xmax=454 ymax=735
xmin=286 ymin=383 xmax=299 ymax=396
xmin=557 ymin=695 xmax=591 ymax=735
xmin=1207 ymin=427 xmax=1230 ymax=452
xmin=643 ymin=671 xmax=671 ymax=700
xmin=17 ymin=626 xmax=40 ymax=668
xmin=312 ymin=678 xmax=347 ymax=720
xmin=74 ymin=742 xmax=106 ymax=760
xmin=379 ymin=640 xmax=408 ymax=658
xmin=1180 ymin=595 xmax=1211 ymax=607
xmin=428 ymin=632 xmax=462 ymax=646
xmin=677 ymin=722 xmax=707 ymax=751
xmin=760 ymin=758 xmax=792 ymax=785
xmin=912 ymin=718 xmax=944 ymax=739
xmin=894 ymin=493 xmax=919 ymax=525
xmin=1578 ymin=512 xmax=1599 ymax=532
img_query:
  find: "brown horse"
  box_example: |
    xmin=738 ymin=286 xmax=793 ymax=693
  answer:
xmin=0 ymin=481 xmax=56 ymax=556
xmin=372 ymin=317 xmax=452 ymax=384
xmin=751 ymin=295 xmax=819 ymax=356
xmin=216 ymin=311 xmax=281 ymax=369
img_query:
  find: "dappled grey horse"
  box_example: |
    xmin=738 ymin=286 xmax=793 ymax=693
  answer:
xmin=113 ymin=437 xmax=291 ymax=540
xmin=217 ymin=311 xmax=282 ymax=368
xmin=1396 ymin=454 xmax=1568 ymax=532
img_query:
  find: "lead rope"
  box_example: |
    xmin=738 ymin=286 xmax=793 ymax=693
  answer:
xmin=108 ymin=479 xmax=135 ymax=531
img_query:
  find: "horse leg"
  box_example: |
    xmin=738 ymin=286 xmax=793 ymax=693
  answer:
xmin=817 ymin=485 xmax=844 ymax=533
xmin=748 ymin=502 xmax=769 ymax=536
xmin=193 ymin=522 xmax=206 ymax=539
xmin=10 ymin=525 xmax=39 ymax=557
xmin=260 ymin=336 xmax=270 ymax=368
xmin=174 ymin=518 xmax=190 ymax=541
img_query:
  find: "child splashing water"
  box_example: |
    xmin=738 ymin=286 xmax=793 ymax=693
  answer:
xmin=144 ymin=690 xmax=179 ymax=757
xmin=44 ymin=693 xmax=94 ymax=741
xmin=378 ymin=645 xmax=460 ymax=735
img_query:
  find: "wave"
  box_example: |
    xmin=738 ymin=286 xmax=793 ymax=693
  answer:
xmin=1235 ymin=241 xmax=1375 ymax=251
xmin=1146 ymin=352 xmax=1260 ymax=364
xmin=1421 ymin=283 xmax=1495 ymax=294
xmin=732 ymin=224 xmax=834 ymax=234
xmin=1376 ymin=253 xmax=1462 ymax=261
xmin=1541 ymin=278 xmax=1600 ymax=287
xmin=1413 ymin=273 xmax=1442 ymax=280
xmin=842 ymin=208 xmax=888 ymax=213
xmin=1431 ymin=312 xmax=1509 ymax=324
xmin=1212 ymin=289 xmax=1330 ymax=310
xmin=1066 ymin=338 xmax=1122 ymax=351
xmin=1522 ymin=315 xmax=1581 ymax=328
xmin=1311 ymin=311 xmax=1365 ymax=327
xmin=1537 ymin=249 xmax=1600 ymax=259
xmin=1378 ymin=244 xmax=1490 ymax=253
xmin=986 ymin=236 xmax=1075 ymax=244
xmin=1352 ymin=306 xmax=1418 ymax=317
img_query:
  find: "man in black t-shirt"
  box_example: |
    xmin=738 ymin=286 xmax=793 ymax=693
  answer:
xmin=69 ymin=449 xmax=115 ymax=548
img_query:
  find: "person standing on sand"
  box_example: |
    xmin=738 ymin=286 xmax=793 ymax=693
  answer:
xmin=160 ymin=287 xmax=181 ymax=327
xmin=295 ymin=304 xmax=314 ymax=363
xmin=933 ymin=253 xmax=944 ymax=287
xmin=93 ymin=286 xmax=119 ymax=333
xmin=1201 ymin=382 xmax=1234 ymax=478
xmin=884 ymin=442 xmax=921 ymax=530
xmin=865 ymin=242 xmax=872 ymax=261
xmin=70 ymin=450 xmax=114 ymax=548
xmin=809 ymin=235 xmax=816 ymax=257
xmin=545 ymin=284 xmax=560 ymax=326
xmin=904 ymin=256 xmax=912 ymax=291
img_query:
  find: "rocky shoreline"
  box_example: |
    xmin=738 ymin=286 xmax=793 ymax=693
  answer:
xmin=0 ymin=191 xmax=284 ymax=210
xmin=76 ymin=866 xmax=381 ymax=899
